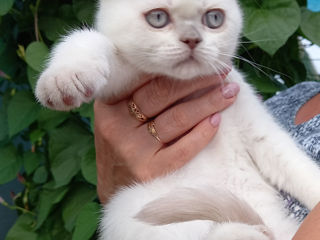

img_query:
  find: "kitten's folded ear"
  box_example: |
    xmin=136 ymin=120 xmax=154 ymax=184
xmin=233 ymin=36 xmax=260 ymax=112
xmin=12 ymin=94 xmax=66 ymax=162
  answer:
xmin=135 ymin=187 xmax=264 ymax=226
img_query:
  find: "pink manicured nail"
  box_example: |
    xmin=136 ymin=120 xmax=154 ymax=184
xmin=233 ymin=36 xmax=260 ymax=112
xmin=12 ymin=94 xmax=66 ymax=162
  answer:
xmin=210 ymin=113 xmax=221 ymax=127
xmin=222 ymin=83 xmax=240 ymax=99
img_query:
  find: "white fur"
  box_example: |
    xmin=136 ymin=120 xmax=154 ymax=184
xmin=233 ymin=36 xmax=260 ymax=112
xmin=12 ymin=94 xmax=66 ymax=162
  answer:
xmin=135 ymin=188 xmax=265 ymax=226
xmin=100 ymin=71 xmax=320 ymax=240
xmin=35 ymin=0 xmax=320 ymax=239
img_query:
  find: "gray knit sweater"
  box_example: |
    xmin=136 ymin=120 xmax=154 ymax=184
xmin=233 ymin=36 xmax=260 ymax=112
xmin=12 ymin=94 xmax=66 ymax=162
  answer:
xmin=265 ymin=81 xmax=320 ymax=221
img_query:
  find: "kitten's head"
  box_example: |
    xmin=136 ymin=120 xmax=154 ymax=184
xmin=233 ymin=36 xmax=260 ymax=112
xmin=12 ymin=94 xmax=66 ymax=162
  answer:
xmin=96 ymin=0 xmax=242 ymax=79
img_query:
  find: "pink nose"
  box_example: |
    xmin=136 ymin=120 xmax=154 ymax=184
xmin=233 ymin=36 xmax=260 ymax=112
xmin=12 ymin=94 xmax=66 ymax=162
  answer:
xmin=180 ymin=38 xmax=202 ymax=49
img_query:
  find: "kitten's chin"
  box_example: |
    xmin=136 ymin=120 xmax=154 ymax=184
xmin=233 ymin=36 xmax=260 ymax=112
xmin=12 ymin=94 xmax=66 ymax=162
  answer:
xmin=170 ymin=69 xmax=210 ymax=81
xmin=164 ymin=62 xmax=224 ymax=81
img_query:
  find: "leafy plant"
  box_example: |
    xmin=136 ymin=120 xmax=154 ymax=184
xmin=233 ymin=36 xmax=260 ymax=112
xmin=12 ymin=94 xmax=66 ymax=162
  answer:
xmin=0 ymin=0 xmax=319 ymax=239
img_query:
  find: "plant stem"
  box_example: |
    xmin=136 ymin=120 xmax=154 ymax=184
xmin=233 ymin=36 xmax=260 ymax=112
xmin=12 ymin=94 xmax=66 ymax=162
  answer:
xmin=0 ymin=197 xmax=35 ymax=216
xmin=34 ymin=0 xmax=43 ymax=42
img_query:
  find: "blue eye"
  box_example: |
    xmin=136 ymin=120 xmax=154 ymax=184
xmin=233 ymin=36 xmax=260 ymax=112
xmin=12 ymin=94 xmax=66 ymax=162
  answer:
xmin=203 ymin=9 xmax=225 ymax=29
xmin=146 ymin=9 xmax=170 ymax=28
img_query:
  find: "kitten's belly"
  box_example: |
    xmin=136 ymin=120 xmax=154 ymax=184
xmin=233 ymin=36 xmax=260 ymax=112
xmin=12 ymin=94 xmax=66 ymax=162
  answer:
xmin=103 ymin=149 xmax=295 ymax=239
xmin=103 ymin=111 xmax=298 ymax=239
xmin=181 ymin=150 xmax=280 ymax=210
xmin=174 ymin=141 xmax=299 ymax=238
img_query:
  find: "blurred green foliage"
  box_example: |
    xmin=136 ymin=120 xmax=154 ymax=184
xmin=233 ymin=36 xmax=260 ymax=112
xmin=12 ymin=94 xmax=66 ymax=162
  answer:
xmin=0 ymin=0 xmax=319 ymax=239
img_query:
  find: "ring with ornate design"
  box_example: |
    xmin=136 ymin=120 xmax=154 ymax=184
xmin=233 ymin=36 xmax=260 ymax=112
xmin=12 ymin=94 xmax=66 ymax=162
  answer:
xmin=128 ymin=99 xmax=148 ymax=123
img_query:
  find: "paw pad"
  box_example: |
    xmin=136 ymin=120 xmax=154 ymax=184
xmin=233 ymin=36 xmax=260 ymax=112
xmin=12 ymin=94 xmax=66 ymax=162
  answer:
xmin=62 ymin=96 xmax=74 ymax=106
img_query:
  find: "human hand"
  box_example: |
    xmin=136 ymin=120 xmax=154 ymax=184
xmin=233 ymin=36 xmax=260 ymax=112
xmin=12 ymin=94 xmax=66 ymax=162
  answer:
xmin=94 ymin=74 xmax=240 ymax=203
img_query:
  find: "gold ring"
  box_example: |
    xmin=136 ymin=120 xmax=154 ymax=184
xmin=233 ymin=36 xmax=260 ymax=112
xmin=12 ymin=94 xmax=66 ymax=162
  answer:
xmin=147 ymin=120 xmax=162 ymax=143
xmin=128 ymin=99 xmax=148 ymax=123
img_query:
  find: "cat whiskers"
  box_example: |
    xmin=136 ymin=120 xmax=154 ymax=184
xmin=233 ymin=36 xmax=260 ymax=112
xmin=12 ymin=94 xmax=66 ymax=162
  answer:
xmin=195 ymin=53 xmax=230 ymax=87
xmin=238 ymin=39 xmax=277 ymax=45
xmin=207 ymin=61 xmax=232 ymax=88
xmin=228 ymin=52 xmax=292 ymax=80
xmin=239 ymin=29 xmax=278 ymax=42
xmin=204 ymin=49 xmax=292 ymax=81
xmin=196 ymin=48 xmax=230 ymax=73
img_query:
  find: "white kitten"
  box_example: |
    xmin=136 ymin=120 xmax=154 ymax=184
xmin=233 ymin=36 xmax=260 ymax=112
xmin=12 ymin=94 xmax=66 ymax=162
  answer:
xmin=35 ymin=0 xmax=320 ymax=239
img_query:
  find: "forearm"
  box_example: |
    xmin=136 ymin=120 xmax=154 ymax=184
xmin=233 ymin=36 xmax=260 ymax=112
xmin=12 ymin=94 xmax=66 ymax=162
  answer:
xmin=95 ymin=138 xmax=115 ymax=204
xmin=293 ymin=202 xmax=320 ymax=240
xmin=95 ymin=130 xmax=135 ymax=203
xmin=293 ymin=94 xmax=320 ymax=239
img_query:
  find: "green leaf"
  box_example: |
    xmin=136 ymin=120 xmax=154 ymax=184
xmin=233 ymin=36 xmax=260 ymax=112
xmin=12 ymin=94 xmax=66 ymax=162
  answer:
xmin=39 ymin=208 xmax=73 ymax=239
xmin=36 ymin=186 xmax=69 ymax=229
xmin=247 ymin=76 xmax=282 ymax=94
xmin=0 ymin=0 xmax=14 ymax=16
xmin=81 ymin=146 xmax=97 ymax=186
xmin=49 ymin=122 xmax=93 ymax=187
xmin=0 ymin=39 xmax=6 ymax=55
xmin=0 ymin=145 xmax=21 ymax=184
xmin=39 ymin=17 xmax=70 ymax=42
xmin=40 ymin=213 xmax=73 ymax=240
xmin=33 ymin=166 xmax=48 ymax=184
xmin=5 ymin=214 xmax=38 ymax=240
xmin=286 ymin=60 xmax=307 ymax=84
xmin=62 ymin=184 xmax=97 ymax=232
xmin=76 ymin=102 xmax=94 ymax=131
xmin=72 ymin=0 xmax=95 ymax=24
xmin=50 ymin=147 xmax=81 ymax=188
xmin=7 ymin=91 xmax=41 ymax=137
xmin=242 ymin=0 xmax=301 ymax=55
xmin=301 ymin=8 xmax=320 ymax=46
xmin=72 ymin=202 xmax=101 ymax=240
xmin=27 ymin=66 xmax=39 ymax=93
xmin=58 ymin=4 xmax=79 ymax=28
xmin=0 ymin=43 xmax=19 ymax=77
xmin=242 ymin=62 xmax=285 ymax=94
xmin=25 ymin=41 xmax=49 ymax=72
xmin=29 ymin=129 xmax=46 ymax=144
xmin=38 ymin=108 xmax=70 ymax=131
xmin=0 ymin=102 xmax=8 ymax=141
xmin=77 ymin=102 xmax=94 ymax=120
xmin=23 ymin=152 xmax=43 ymax=175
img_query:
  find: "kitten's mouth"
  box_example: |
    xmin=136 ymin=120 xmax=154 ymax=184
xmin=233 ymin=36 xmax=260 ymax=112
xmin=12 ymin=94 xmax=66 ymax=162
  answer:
xmin=174 ymin=56 xmax=199 ymax=68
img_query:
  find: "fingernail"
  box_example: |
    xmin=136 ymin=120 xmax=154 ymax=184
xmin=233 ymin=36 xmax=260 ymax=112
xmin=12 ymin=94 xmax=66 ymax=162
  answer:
xmin=222 ymin=83 xmax=240 ymax=99
xmin=210 ymin=113 xmax=221 ymax=127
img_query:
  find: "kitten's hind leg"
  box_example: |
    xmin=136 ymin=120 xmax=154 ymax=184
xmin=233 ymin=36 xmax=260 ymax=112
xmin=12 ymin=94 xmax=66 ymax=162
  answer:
xmin=207 ymin=223 xmax=274 ymax=240
xmin=36 ymin=29 xmax=113 ymax=111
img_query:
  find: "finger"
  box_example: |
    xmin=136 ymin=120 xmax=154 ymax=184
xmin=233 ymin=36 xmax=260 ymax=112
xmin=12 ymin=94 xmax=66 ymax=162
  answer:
xmin=94 ymin=99 xmax=142 ymax=141
xmin=132 ymin=73 xmax=229 ymax=119
xmin=151 ymin=82 xmax=239 ymax=143
xmin=149 ymin=114 xmax=222 ymax=178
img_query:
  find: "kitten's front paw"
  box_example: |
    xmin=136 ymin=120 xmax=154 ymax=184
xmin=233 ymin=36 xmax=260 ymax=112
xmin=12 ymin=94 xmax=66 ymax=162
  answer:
xmin=35 ymin=61 xmax=109 ymax=111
